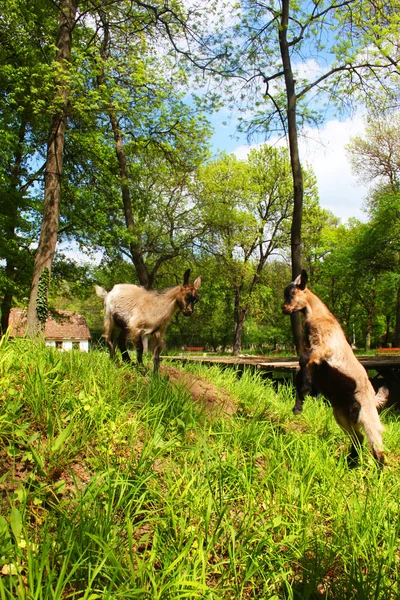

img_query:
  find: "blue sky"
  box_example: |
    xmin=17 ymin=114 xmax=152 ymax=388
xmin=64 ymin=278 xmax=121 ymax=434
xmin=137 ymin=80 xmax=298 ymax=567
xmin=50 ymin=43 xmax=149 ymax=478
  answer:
xmin=207 ymin=106 xmax=370 ymax=224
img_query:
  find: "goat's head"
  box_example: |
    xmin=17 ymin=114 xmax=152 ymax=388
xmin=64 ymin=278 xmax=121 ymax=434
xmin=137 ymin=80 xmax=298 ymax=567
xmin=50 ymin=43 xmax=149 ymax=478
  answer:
xmin=177 ymin=268 xmax=201 ymax=316
xmin=282 ymin=269 xmax=309 ymax=315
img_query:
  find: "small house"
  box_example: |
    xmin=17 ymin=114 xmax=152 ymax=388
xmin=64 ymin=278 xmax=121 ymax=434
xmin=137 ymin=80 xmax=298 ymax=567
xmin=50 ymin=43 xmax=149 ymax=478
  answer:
xmin=8 ymin=309 xmax=91 ymax=352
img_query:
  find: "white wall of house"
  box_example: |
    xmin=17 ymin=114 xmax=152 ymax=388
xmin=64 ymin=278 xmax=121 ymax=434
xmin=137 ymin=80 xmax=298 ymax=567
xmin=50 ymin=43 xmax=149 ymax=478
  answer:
xmin=79 ymin=340 xmax=89 ymax=352
xmin=45 ymin=339 xmax=90 ymax=352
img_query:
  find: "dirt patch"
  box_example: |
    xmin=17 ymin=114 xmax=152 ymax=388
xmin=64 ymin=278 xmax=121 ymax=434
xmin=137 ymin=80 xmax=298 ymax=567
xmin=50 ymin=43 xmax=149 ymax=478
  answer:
xmin=161 ymin=365 xmax=237 ymax=416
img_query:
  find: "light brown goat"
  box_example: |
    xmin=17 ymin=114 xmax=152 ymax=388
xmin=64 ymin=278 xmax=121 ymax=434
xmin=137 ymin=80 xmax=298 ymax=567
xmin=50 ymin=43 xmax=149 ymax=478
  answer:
xmin=95 ymin=269 xmax=201 ymax=373
xmin=282 ymin=269 xmax=387 ymax=465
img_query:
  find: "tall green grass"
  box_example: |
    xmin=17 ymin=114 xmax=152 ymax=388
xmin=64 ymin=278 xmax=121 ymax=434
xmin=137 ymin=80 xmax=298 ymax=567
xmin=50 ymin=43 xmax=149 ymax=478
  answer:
xmin=1 ymin=339 xmax=400 ymax=599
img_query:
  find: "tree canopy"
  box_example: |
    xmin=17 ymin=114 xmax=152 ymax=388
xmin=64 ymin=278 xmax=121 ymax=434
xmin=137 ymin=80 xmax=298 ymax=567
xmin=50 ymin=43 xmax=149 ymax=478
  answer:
xmin=1 ymin=0 xmax=400 ymax=352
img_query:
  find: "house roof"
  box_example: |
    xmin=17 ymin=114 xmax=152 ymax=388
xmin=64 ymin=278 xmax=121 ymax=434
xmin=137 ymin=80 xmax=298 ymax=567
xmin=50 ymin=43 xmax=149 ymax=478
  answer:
xmin=9 ymin=309 xmax=91 ymax=340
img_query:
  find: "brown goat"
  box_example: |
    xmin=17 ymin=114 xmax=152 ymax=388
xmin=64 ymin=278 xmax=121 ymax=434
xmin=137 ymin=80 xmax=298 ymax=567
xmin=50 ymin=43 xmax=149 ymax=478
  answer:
xmin=282 ymin=269 xmax=388 ymax=465
xmin=95 ymin=269 xmax=201 ymax=373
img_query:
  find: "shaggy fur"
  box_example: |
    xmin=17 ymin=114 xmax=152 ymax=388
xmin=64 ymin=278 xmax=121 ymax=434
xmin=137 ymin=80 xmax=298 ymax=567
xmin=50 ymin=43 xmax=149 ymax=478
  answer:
xmin=282 ymin=269 xmax=388 ymax=464
xmin=95 ymin=269 xmax=201 ymax=373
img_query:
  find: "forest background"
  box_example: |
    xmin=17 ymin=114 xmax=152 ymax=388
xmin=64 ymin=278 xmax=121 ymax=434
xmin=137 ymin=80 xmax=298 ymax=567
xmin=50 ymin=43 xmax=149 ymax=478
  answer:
xmin=1 ymin=0 xmax=400 ymax=355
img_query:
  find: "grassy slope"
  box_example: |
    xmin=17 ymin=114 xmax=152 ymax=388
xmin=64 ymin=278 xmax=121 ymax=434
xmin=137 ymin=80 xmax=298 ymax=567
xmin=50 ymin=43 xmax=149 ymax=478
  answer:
xmin=1 ymin=338 xmax=400 ymax=599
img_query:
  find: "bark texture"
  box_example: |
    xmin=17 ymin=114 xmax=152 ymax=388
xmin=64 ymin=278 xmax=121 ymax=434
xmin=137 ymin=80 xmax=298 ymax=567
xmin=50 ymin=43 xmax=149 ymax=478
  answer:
xmin=279 ymin=0 xmax=304 ymax=354
xmin=26 ymin=0 xmax=78 ymax=335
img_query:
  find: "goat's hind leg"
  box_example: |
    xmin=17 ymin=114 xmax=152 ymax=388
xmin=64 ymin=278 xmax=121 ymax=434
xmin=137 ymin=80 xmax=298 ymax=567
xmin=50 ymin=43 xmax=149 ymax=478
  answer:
xmin=293 ymin=353 xmax=313 ymax=414
xmin=117 ymin=327 xmax=131 ymax=363
xmin=127 ymin=327 xmax=146 ymax=369
xmin=333 ymin=405 xmax=365 ymax=466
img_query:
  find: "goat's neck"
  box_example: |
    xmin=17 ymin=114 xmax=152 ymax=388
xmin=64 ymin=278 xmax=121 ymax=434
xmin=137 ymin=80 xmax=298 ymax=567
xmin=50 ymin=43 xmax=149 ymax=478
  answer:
xmin=155 ymin=286 xmax=181 ymax=320
xmin=302 ymin=290 xmax=337 ymax=351
xmin=303 ymin=290 xmax=332 ymax=324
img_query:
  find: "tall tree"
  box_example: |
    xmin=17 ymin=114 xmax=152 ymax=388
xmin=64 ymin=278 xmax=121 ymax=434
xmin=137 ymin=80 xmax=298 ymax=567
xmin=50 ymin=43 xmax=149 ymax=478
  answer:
xmin=89 ymin=5 xmax=211 ymax=288
xmin=191 ymin=0 xmax=400 ymax=351
xmin=26 ymin=0 xmax=79 ymax=334
xmin=347 ymin=114 xmax=400 ymax=192
xmin=0 ymin=0 xmax=53 ymax=333
xmin=196 ymin=145 xmax=318 ymax=353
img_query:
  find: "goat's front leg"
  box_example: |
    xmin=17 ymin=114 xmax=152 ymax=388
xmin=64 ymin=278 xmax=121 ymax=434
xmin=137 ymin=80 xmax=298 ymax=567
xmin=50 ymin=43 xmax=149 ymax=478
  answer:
xmin=153 ymin=345 xmax=161 ymax=374
xmin=136 ymin=336 xmax=144 ymax=365
xmin=151 ymin=331 xmax=163 ymax=374
xmin=293 ymin=352 xmax=313 ymax=414
xmin=103 ymin=315 xmax=115 ymax=359
xmin=105 ymin=339 xmax=115 ymax=358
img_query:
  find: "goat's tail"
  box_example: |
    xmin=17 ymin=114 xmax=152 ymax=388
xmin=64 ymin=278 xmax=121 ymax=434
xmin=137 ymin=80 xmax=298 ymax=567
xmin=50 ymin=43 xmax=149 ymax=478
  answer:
xmin=94 ymin=285 xmax=108 ymax=303
xmin=375 ymin=385 xmax=389 ymax=408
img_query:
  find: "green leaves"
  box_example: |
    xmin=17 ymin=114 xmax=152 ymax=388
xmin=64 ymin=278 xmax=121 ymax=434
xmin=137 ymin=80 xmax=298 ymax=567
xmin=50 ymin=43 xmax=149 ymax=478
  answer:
xmin=9 ymin=507 xmax=22 ymax=544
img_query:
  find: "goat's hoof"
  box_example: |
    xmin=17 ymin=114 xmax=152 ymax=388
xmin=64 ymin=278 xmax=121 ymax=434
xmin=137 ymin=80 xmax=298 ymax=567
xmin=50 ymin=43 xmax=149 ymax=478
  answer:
xmin=134 ymin=362 xmax=146 ymax=370
xmin=346 ymin=451 xmax=359 ymax=469
xmin=373 ymin=451 xmax=385 ymax=468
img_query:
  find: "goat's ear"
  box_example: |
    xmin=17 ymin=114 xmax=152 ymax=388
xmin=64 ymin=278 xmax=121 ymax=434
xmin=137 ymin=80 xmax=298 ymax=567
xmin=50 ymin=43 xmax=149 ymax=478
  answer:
xmin=193 ymin=276 xmax=201 ymax=290
xmin=299 ymin=269 xmax=308 ymax=289
xmin=293 ymin=269 xmax=308 ymax=290
xmin=183 ymin=268 xmax=191 ymax=285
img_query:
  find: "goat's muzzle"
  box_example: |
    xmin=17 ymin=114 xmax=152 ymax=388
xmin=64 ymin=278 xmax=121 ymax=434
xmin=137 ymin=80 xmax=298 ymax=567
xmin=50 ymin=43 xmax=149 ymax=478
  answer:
xmin=182 ymin=308 xmax=193 ymax=316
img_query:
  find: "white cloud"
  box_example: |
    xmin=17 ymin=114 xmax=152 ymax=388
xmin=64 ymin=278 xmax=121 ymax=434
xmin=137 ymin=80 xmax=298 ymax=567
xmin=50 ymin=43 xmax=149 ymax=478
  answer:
xmin=300 ymin=117 xmax=369 ymax=221
xmin=57 ymin=241 xmax=103 ymax=265
xmin=293 ymin=58 xmax=327 ymax=82
xmin=233 ymin=115 xmax=370 ymax=222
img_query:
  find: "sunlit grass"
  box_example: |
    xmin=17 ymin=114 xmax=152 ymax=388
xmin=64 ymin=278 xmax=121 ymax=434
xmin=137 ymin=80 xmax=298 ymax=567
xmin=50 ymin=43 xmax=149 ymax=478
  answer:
xmin=1 ymin=339 xmax=400 ymax=598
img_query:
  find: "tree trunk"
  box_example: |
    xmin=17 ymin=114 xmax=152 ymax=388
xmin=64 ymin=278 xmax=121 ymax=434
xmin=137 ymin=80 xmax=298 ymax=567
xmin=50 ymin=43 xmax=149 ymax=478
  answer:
xmin=109 ymin=113 xmax=151 ymax=288
xmin=233 ymin=314 xmax=246 ymax=356
xmin=365 ymin=330 xmax=371 ymax=352
xmin=26 ymin=0 xmax=78 ymax=335
xmin=97 ymin=14 xmax=152 ymax=289
xmin=380 ymin=314 xmax=390 ymax=348
xmin=394 ymin=281 xmax=400 ymax=347
xmin=233 ymin=286 xmax=247 ymax=355
xmin=279 ymin=0 xmax=304 ymax=354
xmin=365 ymin=290 xmax=376 ymax=351
xmin=0 ymin=291 xmax=13 ymax=336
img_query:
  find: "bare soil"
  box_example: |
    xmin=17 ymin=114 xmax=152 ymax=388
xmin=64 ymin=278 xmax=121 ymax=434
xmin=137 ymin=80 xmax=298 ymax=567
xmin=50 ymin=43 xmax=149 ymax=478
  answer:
xmin=160 ymin=365 xmax=237 ymax=416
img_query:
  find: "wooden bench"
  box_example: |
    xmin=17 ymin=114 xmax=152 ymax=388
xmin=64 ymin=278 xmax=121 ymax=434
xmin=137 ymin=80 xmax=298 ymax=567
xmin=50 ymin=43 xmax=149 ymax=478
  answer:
xmin=377 ymin=348 xmax=400 ymax=355
xmin=185 ymin=347 xmax=204 ymax=352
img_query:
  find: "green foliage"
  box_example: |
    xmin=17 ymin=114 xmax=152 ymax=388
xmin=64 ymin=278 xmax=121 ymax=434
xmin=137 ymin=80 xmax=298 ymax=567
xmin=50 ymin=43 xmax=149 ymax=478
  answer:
xmin=346 ymin=115 xmax=400 ymax=189
xmin=0 ymin=0 xmax=214 ymax=316
xmin=210 ymin=0 xmax=400 ymax=140
xmin=57 ymin=3 xmax=213 ymax=282
xmin=2 ymin=0 xmax=400 ymax=355
xmin=0 ymin=0 xmax=52 ymax=313
xmin=167 ymin=255 xmax=235 ymax=351
xmin=193 ymin=145 xmax=318 ymax=351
